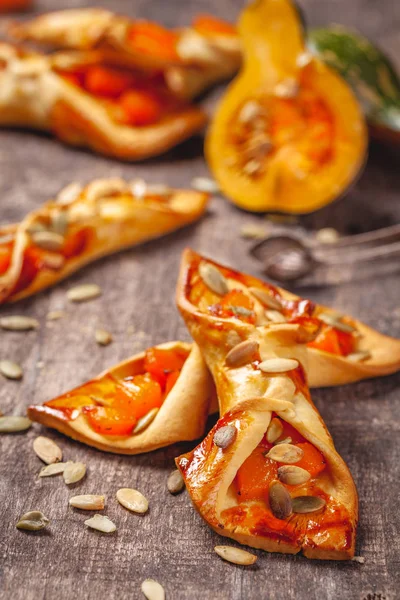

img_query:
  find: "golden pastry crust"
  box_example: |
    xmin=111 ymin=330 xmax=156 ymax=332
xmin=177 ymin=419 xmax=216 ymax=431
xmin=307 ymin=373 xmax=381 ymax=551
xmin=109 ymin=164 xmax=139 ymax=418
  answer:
xmin=28 ymin=342 xmax=214 ymax=454
xmin=9 ymin=9 xmax=242 ymax=99
xmin=0 ymin=179 xmax=208 ymax=304
xmin=0 ymin=43 xmax=206 ymax=159
xmin=175 ymin=250 xmax=358 ymax=559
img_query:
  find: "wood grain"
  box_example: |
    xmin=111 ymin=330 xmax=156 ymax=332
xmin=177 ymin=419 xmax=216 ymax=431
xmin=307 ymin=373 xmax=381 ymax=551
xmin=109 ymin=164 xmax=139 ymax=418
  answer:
xmin=0 ymin=1 xmax=399 ymax=599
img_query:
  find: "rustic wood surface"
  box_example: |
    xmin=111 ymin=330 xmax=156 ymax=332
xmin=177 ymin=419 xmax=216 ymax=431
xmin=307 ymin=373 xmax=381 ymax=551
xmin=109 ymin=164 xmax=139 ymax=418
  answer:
xmin=0 ymin=0 xmax=399 ymax=599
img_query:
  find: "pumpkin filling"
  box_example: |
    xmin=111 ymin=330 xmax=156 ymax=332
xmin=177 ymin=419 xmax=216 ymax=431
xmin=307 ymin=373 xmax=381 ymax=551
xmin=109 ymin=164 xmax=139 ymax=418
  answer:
xmin=43 ymin=347 xmax=188 ymax=435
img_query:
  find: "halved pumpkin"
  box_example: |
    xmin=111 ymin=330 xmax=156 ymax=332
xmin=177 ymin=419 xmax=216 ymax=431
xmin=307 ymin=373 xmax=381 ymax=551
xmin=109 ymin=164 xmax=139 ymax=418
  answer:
xmin=206 ymin=0 xmax=368 ymax=214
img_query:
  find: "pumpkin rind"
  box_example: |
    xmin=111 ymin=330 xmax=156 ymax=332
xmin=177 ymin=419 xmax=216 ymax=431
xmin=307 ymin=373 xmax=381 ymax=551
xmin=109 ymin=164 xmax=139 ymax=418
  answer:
xmin=206 ymin=0 xmax=368 ymax=214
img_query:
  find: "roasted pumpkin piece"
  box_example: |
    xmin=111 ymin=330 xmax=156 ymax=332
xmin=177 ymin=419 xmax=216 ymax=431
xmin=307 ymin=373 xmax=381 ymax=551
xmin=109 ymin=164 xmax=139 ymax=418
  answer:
xmin=206 ymin=0 xmax=367 ymax=214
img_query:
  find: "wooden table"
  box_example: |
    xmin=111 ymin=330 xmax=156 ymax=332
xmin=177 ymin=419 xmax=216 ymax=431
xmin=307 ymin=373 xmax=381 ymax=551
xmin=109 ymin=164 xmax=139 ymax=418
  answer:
xmin=1 ymin=1 xmax=399 ymax=599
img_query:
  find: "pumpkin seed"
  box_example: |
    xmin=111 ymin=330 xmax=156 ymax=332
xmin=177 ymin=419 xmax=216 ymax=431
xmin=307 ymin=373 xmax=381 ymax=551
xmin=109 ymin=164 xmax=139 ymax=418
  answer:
xmin=67 ymin=284 xmax=101 ymax=303
xmin=266 ymin=443 xmax=304 ymax=464
xmin=259 ymin=358 xmax=299 ymax=373
xmin=63 ymin=462 xmax=86 ymax=485
xmin=0 ymin=360 xmax=23 ymax=380
xmin=347 ymin=350 xmax=371 ymax=362
xmin=84 ymin=514 xmax=116 ymax=533
xmin=33 ymin=436 xmax=62 ymax=464
xmin=238 ymin=100 xmax=261 ymax=123
xmin=278 ymin=465 xmax=311 ymax=486
xmin=86 ymin=178 xmax=127 ymax=202
xmin=249 ymin=287 xmax=282 ymax=310
xmin=145 ymin=184 xmax=171 ymax=197
xmin=292 ymin=496 xmax=326 ymax=514
xmin=141 ymin=579 xmax=165 ymax=600
xmin=274 ymin=78 xmax=299 ymax=98
xmin=226 ymin=331 xmax=242 ymax=348
xmin=42 ymin=253 xmax=65 ymax=270
xmin=315 ymin=227 xmax=339 ymax=244
xmin=352 ymin=556 xmax=365 ymax=564
xmin=16 ymin=510 xmax=49 ymax=531
xmin=240 ymin=224 xmax=268 ymax=240
xmin=130 ymin=178 xmax=147 ymax=199
xmin=214 ymin=546 xmax=257 ymax=566
xmin=266 ymin=417 xmax=284 ymax=443
xmin=27 ymin=221 xmax=47 ymax=235
xmin=0 ymin=416 xmax=31 ymax=433
xmin=116 ymin=488 xmax=148 ymax=514
xmin=56 ymin=182 xmax=82 ymax=205
xmin=275 ymin=436 xmax=292 ymax=445
xmin=318 ymin=312 xmax=356 ymax=333
xmin=269 ymin=481 xmax=292 ymax=520
xmin=133 ymin=407 xmax=159 ymax=434
xmin=167 ymin=469 xmax=185 ymax=495
xmin=230 ymin=306 xmax=253 ymax=318
xmin=39 ymin=462 xmax=71 ymax=477
xmin=213 ymin=425 xmax=237 ymax=449
xmin=46 ymin=310 xmax=65 ymax=321
xmin=199 ymin=262 xmax=229 ymax=296
xmin=265 ymin=310 xmax=286 ymax=323
xmin=191 ymin=176 xmax=219 ymax=194
xmin=95 ymin=328 xmax=112 ymax=346
xmin=50 ymin=211 xmax=68 ymax=235
xmin=0 ymin=315 xmax=39 ymax=331
xmin=225 ymin=340 xmax=259 ymax=368
xmin=31 ymin=231 xmax=64 ymax=252
xmin=70 ymin=495 xmax=105 ymax=510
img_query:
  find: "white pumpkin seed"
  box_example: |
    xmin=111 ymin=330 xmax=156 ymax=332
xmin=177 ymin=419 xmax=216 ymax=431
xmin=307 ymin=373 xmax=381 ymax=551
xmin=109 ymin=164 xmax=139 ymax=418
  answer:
xmin=352 ymin=556 xmax=365 ymax=564
xmin=0 ymin=416 xmax=31 ymax=433
xmin=0 ymin=360 xmax=23 ymax=380
xmin=259 ymin=358 xmax=299 ymax=373
xmin=266 ymin=417 xmax=283 ymax=443
xmin=266 ymin=443 xmax=304 ymax=464
xmin=292 ymin=496 xmax=326 ymax=514
xmin=67 ymin=284 xmax=101 ymax=303
xmin=50 ymin=211 xmax=68 ymax=235
xmin=33 ymin=436 xmax=62 ymax=464
xmin=225 ymin=340 xmax=259 ymax=368
xmin=116 ymin=488 xmax=148 ymax=514
xmin=85 ymin=178 xmax=128 ymax=202
xmin=85 ymin=514 xmax=116 ymax=533
xmin=16 ymin=510 xmax=49 ymax=531
xmin=214 ymin=546 xmax=257 ymax=566
xmin=347 ymin=350 xmax=371 ymax=362
xmin=240 ymin=224 xmax=268 ymax=240
xmin=265 ymin=310 xmax=286 ymax=323
xmin=318 ymin=312 xmax=356 ymax=333
xmin=249 ymin=287 xmax=282 ymax=310
xmin=42 ymin=253 xmax=65 ymax=270
xmin=275 ymin=436 xmax=292 ymax=445
xmin=31 ymin=231 xmax=64 ymax=252
xmin=95 ymin=328 xmax=113 ymax=346
xmin=278 ymin=465 xmax=311 ymax=486
xmin=39 ymin=462 xmax=71 ymax=477
xmin=46 ymin=310 xmax=65 ymax=321
xmin=63 ymin=462 xmax=86 ymax=485
xmin=199 ymin=262 xmax=229 ymax=296
xmin=70 ymin=495 xmax=105 ymax=510
xmin=269 ymin=481 xmax=292 ymax=520
xmin=231 ymin=306 xmax=253 ymax=318
xmin=141 ymin=579 xmax=165 ymax=600
xmin=167 ymin=469 xmax=185 ymax=495
xmin=213 ymin=425 xmax=237 ymax=449
xmin=191 ymin=176 xmax=219 ymax=194
xmin=56 ymin=182 xmax=82 ymax=205
xmin=315 ymin=227 xmax=339 ymax=244
xmin=133 ymin=408 xmax=159 ymax=434
xmin=0 ymin=315 xmax=39 ymax=331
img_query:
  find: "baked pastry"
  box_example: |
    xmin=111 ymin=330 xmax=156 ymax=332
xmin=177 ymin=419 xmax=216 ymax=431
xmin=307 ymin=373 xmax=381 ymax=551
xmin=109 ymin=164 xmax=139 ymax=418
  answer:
xmin=28 ymin=342 xmax=213 ymax=454
xmin=176 ymin=251 xmax=358 ymax=559
xmin=176 ymin=249 xmax=400 ymax=387
xmin=0 ymin=43 xmax=206 ymax=159
xmin=10 ymin=10 xmax=241 ymax=100
xmin=0 ymin=179 xmax=208 ymax=304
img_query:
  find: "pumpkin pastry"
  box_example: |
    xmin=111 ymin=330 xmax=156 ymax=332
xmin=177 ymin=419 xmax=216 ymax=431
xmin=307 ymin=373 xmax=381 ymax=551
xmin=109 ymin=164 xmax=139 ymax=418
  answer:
xmin=177 ymin=250 xmax=400 ymax=387
xmin=0 ymin=43 xmax=206 ymax=160
xmin=10 ymin=9 xmax=241 ymax=99
xmin=176 ymin=256 xmax=358 ymax=559
xmin=0 ymin=179 xmax=209 ymax=304
xmin=28 ymin=342 xmax=213 ymax=454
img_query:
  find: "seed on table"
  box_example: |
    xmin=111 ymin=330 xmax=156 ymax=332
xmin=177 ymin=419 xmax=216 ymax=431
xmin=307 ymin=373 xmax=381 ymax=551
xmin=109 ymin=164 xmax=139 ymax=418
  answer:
xmin=266 ymin=443 xmax=304 ymax=464
xmin=266 ymin=417 xmax=283 ymax=443
xmin=213 ymin=425 xmax=237 ymax=449
xmin=69 ymin=495 xmax=105 ymax=510
xmin=0 ymin=360 xmax=23 ymax=380
xmin=67 ymin=284 xmax=102 ymax=303
xmin=33 ymin=436 xmax=62 ymax=464
xmin=199 ymin=262 xmax=229 ymax=296
xmin=46 ymin=310 xmax=65 ymax=321
xmin=116 ymin=488 xmax=149 ymax=514
xmin=259 ymin=358 xmax=299 ymax=373
xmin=191 ymin=176 xmax=219 ymax=194
xmin=278 ymin=465 xmax=311 ymax=486
xmin=269 ymin=481 xmax=292 ymax=520
xmin=225 ymin=340 xmax=259 ymax=368
xmin=0 ymin=316 xmax=39 ymax=331
xmin=214 ymin=545 xmax=257 ymax=566
xmin=133 ymin=408 xmax=159 ymax=434
xmin=249 ymin=287 xmax=282 ymax=310
xmin=39 ymin=462 xmax=71 ymax=477
xmin=63 ymin=462 xmax=86 ymax=485
xmin=141 ymin=579 xmax=165 ymax=600
xmin=292 ymin=496 xmax=326 ymax=514
xmin=167 ymin=470 xmax=185 ymax=495
xmin=0 ymin=416 xmax=31 ymax=433
xmin=84 ymin=514 xmax=116 ymax=533
xmin=95 ymin=328 xmax=113 ymax=346
xmin=16 ymin=510 xmax=49 ymax=531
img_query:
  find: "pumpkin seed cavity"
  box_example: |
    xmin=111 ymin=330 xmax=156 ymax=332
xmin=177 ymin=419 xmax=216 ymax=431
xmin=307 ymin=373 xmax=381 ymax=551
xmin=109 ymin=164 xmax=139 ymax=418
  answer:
xmin=266 ymin=443 xmax=304 ymax=464
xmin=116 ymin=488 xmax=148 ymax=514
xmin=213 ymin=425 xmax=237 ymax=449
xmin=225 ymin=340 xmax=259 ymax=368
xmin=16 ymin=510 xmax=49 ymax=531
xmin=0 ymin=315 xmax=39 ymax=331
xmin=259 ymin=358 xmax=299 ymax=373
xmin=292 ymin=496 xmax=326 ymax=514
xmin=33 ymin=436 xmax=62 ymax=464
xmin=167 ymin=469 xmax=185 ymax=495
xmin=141 ymin=579 xmax=165 ymax=600
xmin=269 ymin=481 xmax=292 ymax=520
xmin=85 ymin=514 xmax=116 ymax=533
xmin=133 ymin=408 xmax=159 ymax=434
xmin=0 ymin=360 xmax=23 ymax=380
xmin=199 ymin=262 xmax=229 ymax=296
xmin=214 ymin=545 xmax=257 ymax=566
xmin=0 ymin=415 xmax=31 ymax=433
